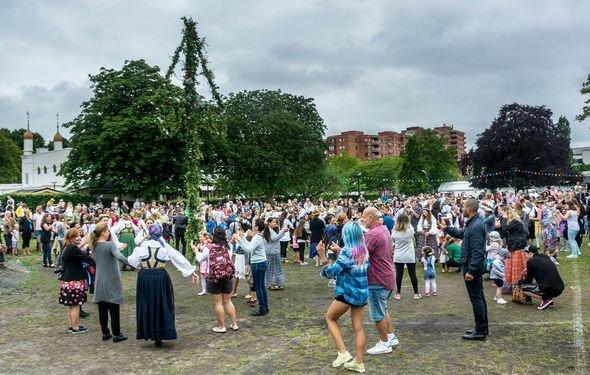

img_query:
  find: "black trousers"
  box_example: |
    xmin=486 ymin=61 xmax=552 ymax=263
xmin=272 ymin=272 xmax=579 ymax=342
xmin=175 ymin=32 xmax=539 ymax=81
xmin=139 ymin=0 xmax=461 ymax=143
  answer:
xmin=297 ymin=242 xmax=306 ymax=262
xmin=464 ymin=272 xmax=488 ymax=334
xmin=97 ymin=301 xmax=121 ymax=336
xmin=280 ymin=241 xmax=288 ymax=259
xmin=394 ymin=262 xmax=419 ymax=294
xmin=175 ymin=233 xmax=187 ymax=256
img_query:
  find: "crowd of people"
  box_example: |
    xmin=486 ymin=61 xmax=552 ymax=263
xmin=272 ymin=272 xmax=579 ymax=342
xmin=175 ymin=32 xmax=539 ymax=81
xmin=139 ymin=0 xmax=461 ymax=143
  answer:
xmin=0 ymin=187 xmax=587 ymax=373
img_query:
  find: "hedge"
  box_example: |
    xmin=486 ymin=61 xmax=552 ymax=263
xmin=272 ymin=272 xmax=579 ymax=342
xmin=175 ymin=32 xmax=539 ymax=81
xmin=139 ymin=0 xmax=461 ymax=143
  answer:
xmin=0 ymin=193 xmax=95 ymax=209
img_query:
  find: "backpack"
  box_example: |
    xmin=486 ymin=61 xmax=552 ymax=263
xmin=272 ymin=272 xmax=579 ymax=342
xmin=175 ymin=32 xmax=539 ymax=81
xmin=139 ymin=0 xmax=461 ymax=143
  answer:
xmin=207 ymin=244 xmax=235 ymax=283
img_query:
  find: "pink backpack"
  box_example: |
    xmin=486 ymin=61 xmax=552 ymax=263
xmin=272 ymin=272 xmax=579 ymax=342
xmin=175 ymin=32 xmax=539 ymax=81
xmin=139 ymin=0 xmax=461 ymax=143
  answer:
xmin=207 ymin=244 xmax=235 ymax=282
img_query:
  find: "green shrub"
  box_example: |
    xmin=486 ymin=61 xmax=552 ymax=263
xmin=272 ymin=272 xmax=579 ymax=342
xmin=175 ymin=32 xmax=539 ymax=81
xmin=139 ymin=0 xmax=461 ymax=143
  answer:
xmin=0 ymin=193 xmax=95 ymax=209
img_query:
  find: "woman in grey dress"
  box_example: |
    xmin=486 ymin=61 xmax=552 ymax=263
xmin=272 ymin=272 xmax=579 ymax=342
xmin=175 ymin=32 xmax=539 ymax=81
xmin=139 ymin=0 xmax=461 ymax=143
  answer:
xmin=90 ymin=222 xmax=131 ymax=343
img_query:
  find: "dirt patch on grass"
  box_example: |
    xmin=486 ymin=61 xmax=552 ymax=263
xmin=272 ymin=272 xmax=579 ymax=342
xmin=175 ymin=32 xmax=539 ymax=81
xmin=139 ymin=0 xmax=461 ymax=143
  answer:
xmin=0 ymin=246 xmax=588 ymax=374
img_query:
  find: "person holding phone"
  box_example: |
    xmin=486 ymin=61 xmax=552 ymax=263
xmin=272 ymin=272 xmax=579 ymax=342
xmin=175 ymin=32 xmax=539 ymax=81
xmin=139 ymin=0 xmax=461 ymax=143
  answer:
xmin=317 ymin=221 xmax=369 ymax=373
xmin=441 ymin=198 xmax=488 ymax=341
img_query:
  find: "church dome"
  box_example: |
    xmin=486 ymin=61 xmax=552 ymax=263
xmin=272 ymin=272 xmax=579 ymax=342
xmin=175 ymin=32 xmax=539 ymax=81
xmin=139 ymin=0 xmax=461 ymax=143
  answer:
xmin=24 ymin=129 xmax=34 ymax=140
xmin=53 ymin=132 xmax=64 ymax=142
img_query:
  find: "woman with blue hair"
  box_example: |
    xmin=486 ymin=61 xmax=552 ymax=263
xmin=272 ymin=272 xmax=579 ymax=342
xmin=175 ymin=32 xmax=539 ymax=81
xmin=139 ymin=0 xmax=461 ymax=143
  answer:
xmin=128 ymin=223 xmax=198 ymax=347
xmin=318 ymin=221 xmax=370 ymax=373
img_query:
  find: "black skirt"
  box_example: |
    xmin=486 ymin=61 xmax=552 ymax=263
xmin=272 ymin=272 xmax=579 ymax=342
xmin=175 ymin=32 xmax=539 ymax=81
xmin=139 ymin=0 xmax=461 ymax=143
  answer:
xmin=136 ymin=268 xmax=177 ymax=341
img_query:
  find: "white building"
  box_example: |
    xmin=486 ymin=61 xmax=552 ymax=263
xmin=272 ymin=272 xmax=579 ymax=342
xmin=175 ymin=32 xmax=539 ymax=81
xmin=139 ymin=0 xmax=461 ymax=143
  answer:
xmin=21 ymin=127 xmax=71 ymax=190
xmin=573 ymin=146 xmax=590 ymax=165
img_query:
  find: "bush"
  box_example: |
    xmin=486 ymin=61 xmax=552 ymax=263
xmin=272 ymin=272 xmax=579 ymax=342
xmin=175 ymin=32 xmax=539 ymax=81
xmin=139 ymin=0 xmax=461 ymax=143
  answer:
xmin=0 ymin=193 xmax=95 ymax=209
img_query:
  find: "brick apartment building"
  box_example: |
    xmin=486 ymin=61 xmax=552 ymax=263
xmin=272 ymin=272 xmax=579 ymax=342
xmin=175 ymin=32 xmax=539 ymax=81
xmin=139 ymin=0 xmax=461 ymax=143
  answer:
xmin=326 ymin=125 xmax=466 ymax=161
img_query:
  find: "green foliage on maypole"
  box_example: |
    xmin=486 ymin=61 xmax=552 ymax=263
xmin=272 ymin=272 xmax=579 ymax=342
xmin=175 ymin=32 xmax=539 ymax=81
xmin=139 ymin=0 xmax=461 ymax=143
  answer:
xmin=167 ymin=17 xmax=224 ymax=248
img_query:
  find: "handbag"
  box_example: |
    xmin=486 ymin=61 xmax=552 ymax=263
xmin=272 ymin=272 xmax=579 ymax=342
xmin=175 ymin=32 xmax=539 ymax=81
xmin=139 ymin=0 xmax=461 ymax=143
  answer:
xmin=512 ymin=284 xmax=532 ymax=305
xmin=292 ymin=238 xmax=299 ymax=249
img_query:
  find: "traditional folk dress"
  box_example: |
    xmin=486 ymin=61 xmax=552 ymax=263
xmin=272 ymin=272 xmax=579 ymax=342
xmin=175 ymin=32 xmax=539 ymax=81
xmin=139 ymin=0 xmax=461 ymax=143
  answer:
xmin=114 ymin=219 xmax=138 ymax=258
xmin=127 ymin=227 xmax=195 ymax=344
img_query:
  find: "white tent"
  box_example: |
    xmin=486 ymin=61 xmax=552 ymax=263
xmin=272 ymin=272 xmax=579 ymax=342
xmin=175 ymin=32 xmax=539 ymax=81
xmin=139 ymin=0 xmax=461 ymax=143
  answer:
xmin=438 ymin=181 xmax=482 ymax=196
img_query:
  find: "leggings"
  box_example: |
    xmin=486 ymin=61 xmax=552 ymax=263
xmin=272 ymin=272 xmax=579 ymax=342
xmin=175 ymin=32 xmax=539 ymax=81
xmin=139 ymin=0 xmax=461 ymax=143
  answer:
xmin=280 ymin=241 xmax=289 ymax=259
xmin=97 ymin=301 xmax=121 ymax=336
xmin=394 ymin=262 xmax=419 ymax=294
xmin=425 ymin=279 xmax=437 ymax=293
xmin=296 ymin=242 xmax=306 ymax=263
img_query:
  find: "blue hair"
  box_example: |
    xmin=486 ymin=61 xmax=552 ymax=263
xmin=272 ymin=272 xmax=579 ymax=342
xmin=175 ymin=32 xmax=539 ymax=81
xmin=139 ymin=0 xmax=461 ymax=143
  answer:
xmin=342 ymin=221 xmax=367 ymax=265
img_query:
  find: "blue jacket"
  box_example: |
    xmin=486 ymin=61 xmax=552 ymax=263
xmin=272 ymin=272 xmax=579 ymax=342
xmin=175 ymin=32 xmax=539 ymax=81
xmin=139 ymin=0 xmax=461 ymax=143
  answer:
xmin=445 ymin=214 xmax=487 ymax=275
xmin=320 ymin=247 xmax=369 ymax=306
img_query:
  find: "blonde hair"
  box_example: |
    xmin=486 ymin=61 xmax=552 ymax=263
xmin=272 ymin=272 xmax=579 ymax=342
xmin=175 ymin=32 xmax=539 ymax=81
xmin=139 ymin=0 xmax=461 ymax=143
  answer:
xmin=88 ymin=222 xmax=109 ymax=250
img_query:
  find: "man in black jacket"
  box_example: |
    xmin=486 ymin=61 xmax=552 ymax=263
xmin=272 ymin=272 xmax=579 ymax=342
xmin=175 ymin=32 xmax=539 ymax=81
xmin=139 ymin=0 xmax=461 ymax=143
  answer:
xmin=519 ymin=245 xmax=565 ymax=310
xmin=442 ymin=198 xmax=488 ymax=341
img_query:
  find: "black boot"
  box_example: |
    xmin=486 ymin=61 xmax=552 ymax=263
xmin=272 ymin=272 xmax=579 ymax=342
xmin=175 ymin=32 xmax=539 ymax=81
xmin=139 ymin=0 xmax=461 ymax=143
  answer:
xmin=155 ymin=339 xmax=162 ymax=347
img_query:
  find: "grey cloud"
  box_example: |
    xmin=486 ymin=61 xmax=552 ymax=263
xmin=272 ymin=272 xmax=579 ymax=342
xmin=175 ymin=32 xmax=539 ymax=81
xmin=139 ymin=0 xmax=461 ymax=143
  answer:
xmin=0 ymin=0 xmax=589 ymax=148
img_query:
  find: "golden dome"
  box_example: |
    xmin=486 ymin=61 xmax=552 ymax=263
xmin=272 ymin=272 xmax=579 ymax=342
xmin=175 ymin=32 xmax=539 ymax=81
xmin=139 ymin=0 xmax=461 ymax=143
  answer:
xmin=53 ymin=132 xmax=64 ymax=142
xmin=23 ymin=130 xmax=34 ymax=140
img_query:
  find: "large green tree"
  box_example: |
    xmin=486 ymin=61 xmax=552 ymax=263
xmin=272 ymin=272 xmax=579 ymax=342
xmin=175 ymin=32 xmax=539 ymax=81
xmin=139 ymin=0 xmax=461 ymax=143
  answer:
xmin=60 ymin=60 xmax=186 ymax=197
xmin=469 ymin=103 xmax=576 ymax=190
xmin=358 ymin=157 xmax=400 ymax=194
xmin=219 ymin=89 xmax=326 ymax=198
xmin=396 ymin=130 xmax=458 ymax=195
xmin=0 ymin=134 xmax=21 ymax=183
xmin=577 ymin=74 xmax=590 ymax=122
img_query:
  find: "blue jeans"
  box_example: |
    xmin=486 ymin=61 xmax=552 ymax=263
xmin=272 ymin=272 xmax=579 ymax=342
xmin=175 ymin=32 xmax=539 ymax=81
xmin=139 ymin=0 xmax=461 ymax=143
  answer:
xmin=568 ymin=229 xmax=580 ymax=256
xmin=251 ymin=261 xmax=268 ymax=313
xmin=42 ymin=241 xmax=52 ymax=266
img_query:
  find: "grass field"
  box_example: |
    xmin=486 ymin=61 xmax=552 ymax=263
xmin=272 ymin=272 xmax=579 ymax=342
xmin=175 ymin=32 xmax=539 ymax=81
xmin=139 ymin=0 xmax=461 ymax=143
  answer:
xmin=0 ymin=239 xmax=588 ymax=374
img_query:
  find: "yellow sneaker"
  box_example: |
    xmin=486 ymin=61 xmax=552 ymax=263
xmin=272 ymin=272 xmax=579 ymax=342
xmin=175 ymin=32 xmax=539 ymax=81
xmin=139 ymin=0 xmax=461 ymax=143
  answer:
xmin=332 ymin=351 xmax=352 ymax=367
xmin=344 ymin=359 xmax=366 ymax=373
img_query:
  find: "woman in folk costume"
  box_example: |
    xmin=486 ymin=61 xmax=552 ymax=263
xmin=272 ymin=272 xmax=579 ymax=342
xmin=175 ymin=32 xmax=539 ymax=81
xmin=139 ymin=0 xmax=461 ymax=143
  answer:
xmin=127 ymin=223 xmax=198 ymax=347
xmin=114 ymin=213 xmax=139 ymax=270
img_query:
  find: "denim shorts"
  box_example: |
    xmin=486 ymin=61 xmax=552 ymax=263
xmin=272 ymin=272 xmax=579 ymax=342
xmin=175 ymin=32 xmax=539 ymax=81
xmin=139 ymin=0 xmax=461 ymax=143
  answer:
xmin=368 ymin=286 xmax=392 ymax=322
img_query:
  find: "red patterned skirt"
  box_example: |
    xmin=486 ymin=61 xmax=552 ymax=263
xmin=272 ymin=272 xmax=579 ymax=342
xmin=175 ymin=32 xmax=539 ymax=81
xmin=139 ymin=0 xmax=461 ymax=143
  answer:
xmin=58 ymin=280 xmax=87 ymax=306
xmin=505 ymin=250 xmax=526 ymax=285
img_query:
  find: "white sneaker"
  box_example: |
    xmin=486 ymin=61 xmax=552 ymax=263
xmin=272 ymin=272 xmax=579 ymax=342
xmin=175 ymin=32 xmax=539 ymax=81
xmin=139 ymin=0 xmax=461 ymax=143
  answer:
xmin=493 ymin=296 xmax=498 ymax=301
xmin=367 ymin=341 xmax=392 ymax=355
xmin=332 ymin=351 xmax=352 ymax=367
xmin=389 ymin=335 xmax=399 ymax=346
xmin=566 ymin=255 xmax=578 ymax=259
xmin=496 ymin=298 xmax=508 ymax=305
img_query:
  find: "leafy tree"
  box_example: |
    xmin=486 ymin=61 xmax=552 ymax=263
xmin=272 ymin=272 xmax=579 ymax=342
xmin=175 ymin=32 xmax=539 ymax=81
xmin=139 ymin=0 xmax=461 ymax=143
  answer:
xmin=219 ymin=89 xmax=326 ymax=198
xmin=396 ymin=130 xmax=458 ymax=195
xmin=0 ymin=128 xmax=46 ymax=151
xmin=0 ymin=134 xmax=21 ymax=183
xmin=327 ymin=154 xmax=363 ymax=194
xmin=577 ymin=74 xmax=590 ymax=122
xmin=469 ymin=103 xmax=576 ymax=190
xmin=358 ymin=157 xmax=400 ymax=194
xmin=60 ymin=60 xmax=186 ymax=197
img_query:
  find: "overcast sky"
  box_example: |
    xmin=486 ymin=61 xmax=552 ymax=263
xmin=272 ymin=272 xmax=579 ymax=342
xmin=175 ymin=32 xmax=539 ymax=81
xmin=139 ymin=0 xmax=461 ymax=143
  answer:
xmin=1 ymin=0 xmax=589 ymax=148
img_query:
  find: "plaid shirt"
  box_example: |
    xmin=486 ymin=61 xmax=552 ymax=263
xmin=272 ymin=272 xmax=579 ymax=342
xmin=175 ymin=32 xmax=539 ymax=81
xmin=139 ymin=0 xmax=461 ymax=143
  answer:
xmin=320 ymin=247 xmax=369 ymax=306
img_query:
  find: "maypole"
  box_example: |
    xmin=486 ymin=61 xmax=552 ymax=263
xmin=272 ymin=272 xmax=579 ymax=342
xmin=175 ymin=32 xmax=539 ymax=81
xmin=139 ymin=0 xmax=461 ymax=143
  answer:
xmin=166 ymin=17 xmax=223 ymax=248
